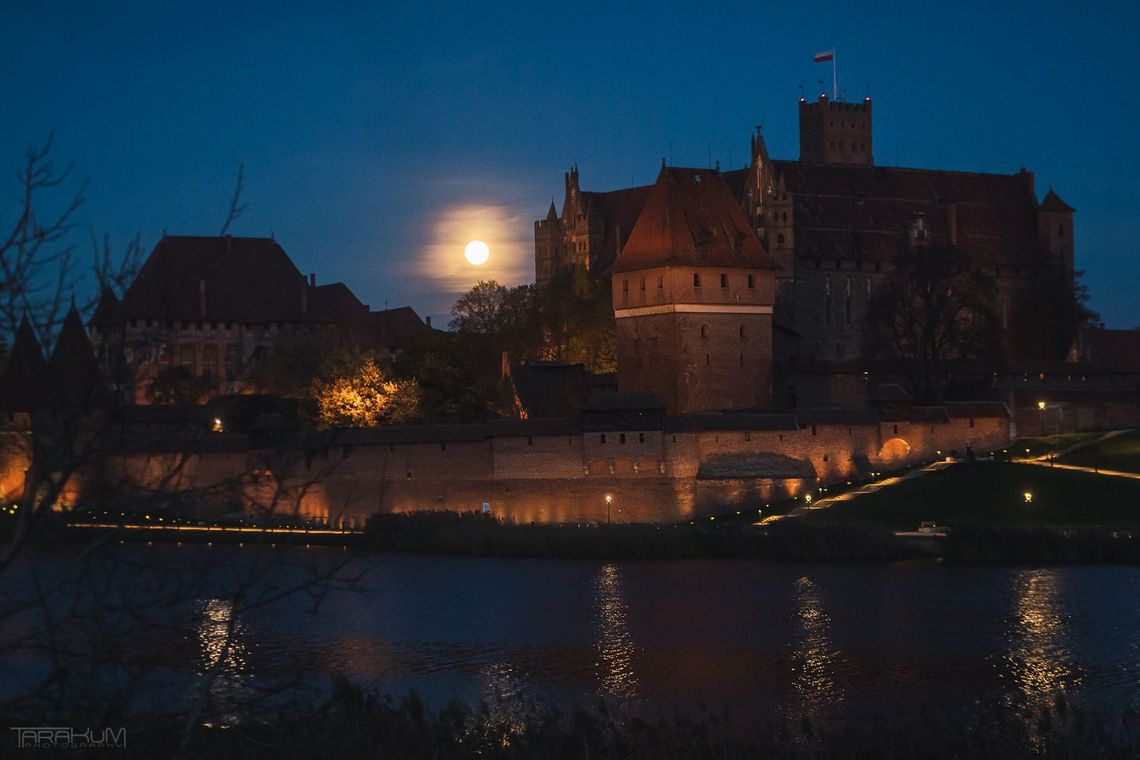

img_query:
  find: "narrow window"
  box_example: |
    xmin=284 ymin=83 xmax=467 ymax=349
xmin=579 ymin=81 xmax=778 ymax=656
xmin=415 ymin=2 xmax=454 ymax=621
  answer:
xmin=639 ymin=277 xmax=645 ymax=291
xmin=639 ymin=432 xmax=645 ymax=443
xmin=600 ymin=433 xmax=607 ymax=444
xmin=969 ymin=418 xmax=975 ymax=428
xmin=693 ymin=273 xmax=701 ymax=287
xmin=527 ymin=436 xmax=534 ymax=445
xmin=739 ymin=325 xmax=746 ymax=338
xmin=705 ymin=353 xmax=710 ymax=366
xmin=893 ymin=424 xmax=898 ymax=435
xmin=700 ymin=324 xmax=710 ymax=339
xmin=622 ymin=279 xmax=629 ymax=293
xmin=657 ymin=274 xmax=664 ymax=290
xmin=620 ymin=433 xmax=626 ymax=444
xmin=1058 ymin=224 xmax=1065 ymax=237
xmin=720 ymin=273 xmax=728 ymax=288
xmin=747 ymin=274 xmax=755 ymax=288
xmin=811 ymin=425 xmax=817 ymax=436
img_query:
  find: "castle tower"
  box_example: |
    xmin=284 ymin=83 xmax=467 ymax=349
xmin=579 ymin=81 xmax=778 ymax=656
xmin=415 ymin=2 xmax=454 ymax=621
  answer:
xmin=611 ymin=167 xmax=777 ymax=413
xmin=1037 ymin=188 xmax=1075 ymax=278
xmin=798 ymin=94 xmax=873 ymax=165
xmin=534 ymin=200 xmax=562 ymax=285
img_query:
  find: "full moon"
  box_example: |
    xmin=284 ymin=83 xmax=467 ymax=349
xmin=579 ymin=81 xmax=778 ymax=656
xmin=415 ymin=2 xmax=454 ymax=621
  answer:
xmin=464 ymin=240 xmax=490 ymax=265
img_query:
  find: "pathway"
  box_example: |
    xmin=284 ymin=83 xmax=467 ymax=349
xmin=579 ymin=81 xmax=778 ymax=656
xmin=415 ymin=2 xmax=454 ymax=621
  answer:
xmin=785 ymin=459 xmax=956 ymax=518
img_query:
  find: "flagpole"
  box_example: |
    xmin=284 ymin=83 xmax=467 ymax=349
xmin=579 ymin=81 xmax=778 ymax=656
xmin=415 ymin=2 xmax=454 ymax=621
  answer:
xmin=833 ymin=49 xmax=838 ymax=100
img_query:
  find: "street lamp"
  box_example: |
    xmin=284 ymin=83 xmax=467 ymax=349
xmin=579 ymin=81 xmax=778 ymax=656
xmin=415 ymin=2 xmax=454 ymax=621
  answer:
xmin=605 ymin=494 xmax=613 ymax=524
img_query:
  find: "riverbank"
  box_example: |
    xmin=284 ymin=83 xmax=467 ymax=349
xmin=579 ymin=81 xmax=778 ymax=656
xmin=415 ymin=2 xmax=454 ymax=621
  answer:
xmin=6 ymin=679 xmax=1133 ymax=759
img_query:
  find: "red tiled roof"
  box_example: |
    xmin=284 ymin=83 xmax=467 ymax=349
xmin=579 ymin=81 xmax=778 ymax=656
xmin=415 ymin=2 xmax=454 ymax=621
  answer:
xmin=118 ymin=236 xmax=314 ymax=324
xmin=1039 ymin=188 xmax=1075 ymax=213
xmin=580 ymin=184 xmax=652 ymax=273
xmin=365 ymin=307 xmax=426 ymax=347
xmin=768 ymin=161 xmax=1043 ymax=265
xmin=612 ymin=168 xmax=774 ymax=273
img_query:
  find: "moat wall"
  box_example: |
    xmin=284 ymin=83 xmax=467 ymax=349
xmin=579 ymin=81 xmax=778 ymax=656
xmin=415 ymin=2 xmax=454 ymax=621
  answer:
xmin=59 ymin=406 xmax=1011 ymax=525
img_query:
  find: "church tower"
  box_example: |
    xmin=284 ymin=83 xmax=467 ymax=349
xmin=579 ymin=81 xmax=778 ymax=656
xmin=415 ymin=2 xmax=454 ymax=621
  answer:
xmin=798 ymin=93 xmax=873 ymax=165
xmin=610 ymin=167 xmax=777 ymax=413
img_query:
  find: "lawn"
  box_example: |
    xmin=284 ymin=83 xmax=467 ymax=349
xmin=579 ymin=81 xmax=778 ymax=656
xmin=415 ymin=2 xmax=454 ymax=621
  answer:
xmin=991 ymin=430 xmax=1103 ymax=460
xmin=800 ymin=461 xmax=1140 ymax=530
xmin=1059 ymin=429 xmax=1140 ymax=474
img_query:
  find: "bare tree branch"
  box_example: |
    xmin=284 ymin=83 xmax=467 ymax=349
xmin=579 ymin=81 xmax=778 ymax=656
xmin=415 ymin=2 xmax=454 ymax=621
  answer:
xmin=218 ymin=163 xmax=247 ymax=237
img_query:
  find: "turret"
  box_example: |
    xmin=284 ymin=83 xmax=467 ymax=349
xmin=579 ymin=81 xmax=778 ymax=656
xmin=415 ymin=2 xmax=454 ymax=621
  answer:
xmin=1037 ymin=188 xmax=1075 ymax=276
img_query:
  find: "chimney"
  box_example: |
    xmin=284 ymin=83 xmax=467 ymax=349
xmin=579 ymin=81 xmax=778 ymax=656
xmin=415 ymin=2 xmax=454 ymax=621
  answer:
xmin=309 ymin=273 xmax=316 ymax=287
xmin=425 ymin=315 xmax=432 ymax=329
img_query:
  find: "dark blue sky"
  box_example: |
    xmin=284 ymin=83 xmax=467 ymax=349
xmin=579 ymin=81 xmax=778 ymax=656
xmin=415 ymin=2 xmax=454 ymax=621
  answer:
xmin=4 ymin=1 xmax=1138 ymax=328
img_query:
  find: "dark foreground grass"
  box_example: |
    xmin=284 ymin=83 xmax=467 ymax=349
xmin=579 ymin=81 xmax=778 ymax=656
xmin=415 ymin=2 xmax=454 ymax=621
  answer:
xmin=1060 ymin=429 xmax=1140 ymax=474
xmin=15 ymin=678 xmax=1133 ymax=759
xmin=802 ymin=461 xmax=1140 ymax=530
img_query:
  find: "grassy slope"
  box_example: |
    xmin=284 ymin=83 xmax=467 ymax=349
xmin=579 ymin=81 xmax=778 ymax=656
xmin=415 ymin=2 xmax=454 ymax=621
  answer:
xmin=1060 ymin=429 xmax=1140 ymax=474
xmin=800 ymin=462 xmax=1140 ymax=530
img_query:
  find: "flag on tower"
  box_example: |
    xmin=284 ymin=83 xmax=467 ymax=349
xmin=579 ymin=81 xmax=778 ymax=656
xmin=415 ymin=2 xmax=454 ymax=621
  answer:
xmin=813 ymin=49 xmax=835 ymax=62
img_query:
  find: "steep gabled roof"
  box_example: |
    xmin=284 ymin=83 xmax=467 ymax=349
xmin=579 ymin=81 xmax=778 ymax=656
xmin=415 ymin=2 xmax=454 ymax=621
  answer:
xmin=1039 ymin=188 xmax=1075 ymax=213
xmin=580 ymin=184 xmax=653 ymax=273
xmin=48 ymin=306 xmax=104 ymax=410
xmin=366 ymin=307 xmax=425 ymax=347
xmin=0 ymin=317 xmax=51 ymax=411
xmin=612 ymin=168 xmax=774 ymax=273
xmin=89 ymin=286 xmax=120 ymax=328
xmin=117 ymin=236 xmax=312 ymax=324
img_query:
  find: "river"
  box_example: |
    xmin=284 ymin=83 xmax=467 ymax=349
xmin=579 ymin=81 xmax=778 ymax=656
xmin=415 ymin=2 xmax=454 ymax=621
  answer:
xmin=3 ymin=545 xmax=1139 ymax=727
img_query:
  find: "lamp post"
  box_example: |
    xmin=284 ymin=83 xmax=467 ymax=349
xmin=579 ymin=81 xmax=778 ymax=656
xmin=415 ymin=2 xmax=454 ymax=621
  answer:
xmin=1037 ymin=400 xmax=1047 ymax=463
xmin=605 ymin=494 xmax=613 ymax=525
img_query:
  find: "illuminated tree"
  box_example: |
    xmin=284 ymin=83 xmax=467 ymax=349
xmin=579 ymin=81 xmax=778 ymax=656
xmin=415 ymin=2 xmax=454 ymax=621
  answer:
xmin=314 ymin=358 xmax=419 ymax=428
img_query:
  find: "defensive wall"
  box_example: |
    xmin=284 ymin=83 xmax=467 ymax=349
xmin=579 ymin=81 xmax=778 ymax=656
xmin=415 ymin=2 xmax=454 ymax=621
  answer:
xmin=32 ymin=402 xmax=1013 ymax=525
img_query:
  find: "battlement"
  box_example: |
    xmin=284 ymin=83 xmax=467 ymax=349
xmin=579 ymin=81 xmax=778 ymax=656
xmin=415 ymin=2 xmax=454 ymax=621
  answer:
xmin=798 ymin=94 xmax=873 ymax=113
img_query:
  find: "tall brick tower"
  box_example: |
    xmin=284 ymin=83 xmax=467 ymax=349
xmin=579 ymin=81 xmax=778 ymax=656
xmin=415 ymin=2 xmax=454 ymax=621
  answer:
xmin=798 ymin=93 xmax=873 ymax=165
xmin=610 ymin=167 xmax=777 ymax=413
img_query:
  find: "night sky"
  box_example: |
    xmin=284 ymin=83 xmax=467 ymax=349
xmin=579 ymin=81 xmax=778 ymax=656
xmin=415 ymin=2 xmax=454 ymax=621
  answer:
xmin=4 ymin=1 xmax=1138 ymax=329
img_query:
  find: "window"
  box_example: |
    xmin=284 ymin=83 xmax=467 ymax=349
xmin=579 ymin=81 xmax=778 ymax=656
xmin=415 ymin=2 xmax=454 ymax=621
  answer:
xmin=811 ymin=425 xmax=818 ymax=436
xmin=639 ymin=432 xmax=645 ymax=443
xmin=747 ymin=274 xmax=755 ymax=288
xmin=639 ymin=277 xmax=645 ymax=291
xmin=600 ymin=433 xmax=607 ymax=444
xmin=657 ymin=274 xmax=664 ymax=290
xmin=720 ymin=273 xmax=728 ymax=288
xmin=739 ymin=325 xmax=746 ymax=338
xmin=693 ymin=273 xmax=701 ymax=287
xmin=527 ymin=436 xmax=534 ymax=445
xmin=622 ymin=279 xmax=629 ymax=294
xmin=620 ymin=433 xmax=626 ymax=444
xmin=893 ymin=424 xmax=898 ymax=435
xmin=1058 ymin=224 xmax=1065 ymax=238
xmin=700 ymin=324 xmax=710 ymax=339
xmin=705 ymin=353 xmax=710 ymax=366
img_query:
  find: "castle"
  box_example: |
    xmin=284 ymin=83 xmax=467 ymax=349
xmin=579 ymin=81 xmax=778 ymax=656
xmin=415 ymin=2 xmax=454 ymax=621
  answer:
xmin=536 ymin=94 xmax=1077 ymax=410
